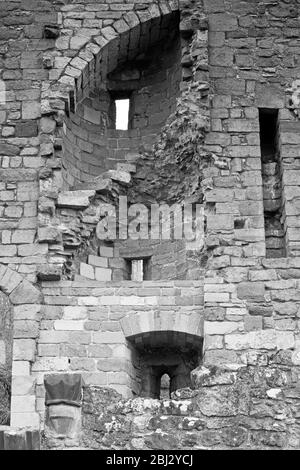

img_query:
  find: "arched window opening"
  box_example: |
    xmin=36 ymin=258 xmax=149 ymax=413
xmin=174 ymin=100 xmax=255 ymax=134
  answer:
xmin=61 ymin=11 xmax=181 ymax=189
xmin=160 ymin=373 xmax=171 ymax=400
xmin=129 ymin=331 xmax=203 ymax=399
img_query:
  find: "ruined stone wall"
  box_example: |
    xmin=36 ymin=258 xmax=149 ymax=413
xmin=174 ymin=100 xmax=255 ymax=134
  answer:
xmin=1 ymin=0 xmax=300 ymax=451
xmin=43 ymin=364 xmax=300 ymax=450
xmin=62 ymin=28 xmax=182 ymax=187
xmin=33 ymin=279 xmax=203 ymax=425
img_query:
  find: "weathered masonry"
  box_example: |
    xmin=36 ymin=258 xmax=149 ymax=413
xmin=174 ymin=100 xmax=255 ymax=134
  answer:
xmin=0 ymin=0 xmax=300 ymax=450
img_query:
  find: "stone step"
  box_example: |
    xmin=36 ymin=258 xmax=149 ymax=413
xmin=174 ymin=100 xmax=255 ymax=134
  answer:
xmin=72 ymin=177 xmax=112 ymax=193
xmin=104 ymin=169 xmax=131 ymax=185
xmin=125 ymin=152 xmax=140 ymax=163
xmin=57 ymin=190 xmax=96 ymax=209
xmin=117 ymin=162 xmax=137 ymax=174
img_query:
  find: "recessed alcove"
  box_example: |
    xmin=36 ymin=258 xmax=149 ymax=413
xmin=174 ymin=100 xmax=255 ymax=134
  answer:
xmin=61 ymin=11 xmax=182 ymax=189
xmin=128 ymin=331 xmax=203 ymax=398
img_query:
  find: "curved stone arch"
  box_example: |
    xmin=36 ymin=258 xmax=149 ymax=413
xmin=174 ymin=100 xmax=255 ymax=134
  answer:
xmin=120 ymin=310 xmax=203 ymax=345
xmin=37 ymin=0 xmax=183 ymax=265
xmin=44 ymin=0 xmax=180 ymax=117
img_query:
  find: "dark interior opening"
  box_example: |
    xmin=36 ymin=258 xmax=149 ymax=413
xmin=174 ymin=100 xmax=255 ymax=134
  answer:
xmin=259 ymin=108 xmax=286 ymax=258
xmin=137 ymin=347 xmax=198 ymax=399
xmin=129 ymin=331 xmax=203 ymax=398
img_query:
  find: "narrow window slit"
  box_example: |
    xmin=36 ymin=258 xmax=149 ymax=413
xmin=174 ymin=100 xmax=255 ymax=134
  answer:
xmin=259 ymin=108 xmax=286 ymax=258
xmin=127 ymin=258 xmax=151 ymax=281
xmin=115 ymin=98 xmax=130 ymax=130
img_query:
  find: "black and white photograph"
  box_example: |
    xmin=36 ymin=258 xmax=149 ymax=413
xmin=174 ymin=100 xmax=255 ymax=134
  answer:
xmin=0 ymin=0 xmax=299 ymax=456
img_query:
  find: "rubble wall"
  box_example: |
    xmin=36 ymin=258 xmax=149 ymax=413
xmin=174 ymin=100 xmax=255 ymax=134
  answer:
xmin=43 ymin=364 xmax=300 ymax=450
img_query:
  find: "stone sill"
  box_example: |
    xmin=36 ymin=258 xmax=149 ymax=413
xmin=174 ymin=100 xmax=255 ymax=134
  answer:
xmin=40 ymin=279 xmax=204 ymax=288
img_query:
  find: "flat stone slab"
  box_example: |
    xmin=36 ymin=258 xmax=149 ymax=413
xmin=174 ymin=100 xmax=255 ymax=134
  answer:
xmin=57 ymin=190 xmax=95 ymax=208
xmin=106 ymin=170 xmax=131 ymax=184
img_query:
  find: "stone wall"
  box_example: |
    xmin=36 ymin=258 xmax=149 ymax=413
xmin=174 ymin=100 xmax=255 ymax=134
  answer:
xmin=43 ymin=363 xmax=300 ymax=450
xmin=1 ymin=0 xmax=300 ymax=451
xmin=32 ymin=279 xmax=203 ymax=425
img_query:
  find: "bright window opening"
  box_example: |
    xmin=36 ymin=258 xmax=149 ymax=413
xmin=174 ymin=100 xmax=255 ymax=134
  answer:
xmin=131 ymin=259 xmax=144 ymax=282
xmin=115 ymin=99 xmax=130 ymax=130
xmin=160 ymin=373 xmax=171 ymax=399
xmin=128 ymin=258 xmax=151 ymax=281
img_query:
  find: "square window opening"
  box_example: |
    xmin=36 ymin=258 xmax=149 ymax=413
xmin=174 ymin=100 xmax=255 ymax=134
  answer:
xmin=127 ymin=258 xmax=151 ymax=281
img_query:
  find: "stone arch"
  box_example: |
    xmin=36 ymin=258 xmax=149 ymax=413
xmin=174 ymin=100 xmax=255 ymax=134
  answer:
xmin=36 ymin=0 xmax=209 ymax=276
xmin=40 ymin=0 xmax=182 ymax=188
xmin=121 ymin=310 xmax=203 ymax=344
xmin=121 ymin=311 xmax=203 ymax=398
xmin=50 ymin=1 xmax=180 ymax=105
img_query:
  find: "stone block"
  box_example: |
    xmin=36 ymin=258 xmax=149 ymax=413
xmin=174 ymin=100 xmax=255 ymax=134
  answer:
xmin=38 ymin=227 xmax=61 ymax=243
xmin=207 ymin=214 xmax=234 ymax=230
xmin=78 ymin=297 xmax=98 ymax=306
xmin=10 ymin=412 xmax=40 ymax=429
xmin=88 ymin=255 xmax=108 ymax=268
xmin=31 ymin=357 xmax=69 ymax=372
xmin=0 ymin=267 xmax=23 ymax=295
xmin=63 ymin=306 xmax=88 ymax=320
xmin=210 ymin=13 xmax=238 ymax=31
xmin=204 ymin=349 xmax=238 ymax=366
xmin=11 ymin=229 xmax=35 ymax=244
xmin=11 ymin=376 xmax=36 ymax=396
xmin=14 ymin=339 xmax=36 ymax=361
xmin=69 ymin=358 xmax=95 ymax=371
xmin=205 ymin=335 xmax=223 ymax=350
xmin=38 ymin=331 xmax=69 ymax=344
xmin=225 ymin=330 xmax=277 ymax=350
xmin=276 ymin=331 xmax=295 ymax=350
xmin=92 ymin=331 xmax=124 ymax=344
xmin=244 ymin=315 xmax=263 ymax=331
xmin=236 ymin=282 xmax=265 ymax=301
xmin=226 ymin=119 xmax=259 ymax=132
xmin=226 ymin=307 xmax=247 ymax=316
xmin=12 ymin=361 xmax=30 ymax=376
xmin=99 ymin=245 xmax=114 ymax=257
xmin=10 ymin=280 xmax=43 ymax=305
xmin=54 ymin=320 xmax=85 ymax=331
xmin=70 ymin=35 xmax=89 ymax=50
xmin=22 ymin=102 xmax=41 ymax=119
xmin=15 ymin=121 xmax=38 ymax=137
xmin=95 ymin=267 xmax=112 ymax=281
xmin=210 ymin=48 xmax=234 ymax=67
xmin=249 ymin=270 xmax=277 ymax=281
xmin=205 ymin=321 xmax=242 ymax=335
xmin=204 ymin=293 xmax=230 ymax=303
xmin=83 ymin=106 xmax=101 ymax=124
xmin=88 ymin=344 xmax=112 ymax=358
xmin=57 ymin=190 xmax=95 ymax=209
xmin=38 ymin=344 xmax=60 ymax=356
xmin=14 ymin=320 xmax=39 ymax=338
xmin=80 ymin=263 xmax=94 ymax=280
